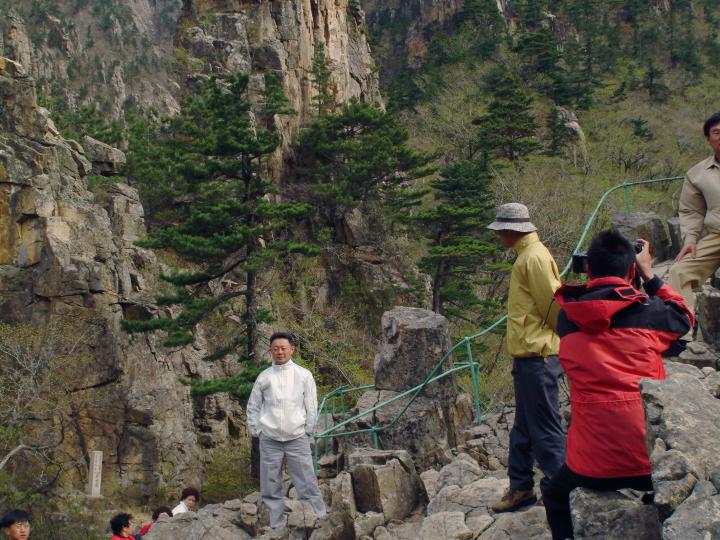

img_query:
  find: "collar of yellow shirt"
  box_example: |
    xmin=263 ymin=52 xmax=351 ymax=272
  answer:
xmin=512 ymin=231 xmax=541 ymax=254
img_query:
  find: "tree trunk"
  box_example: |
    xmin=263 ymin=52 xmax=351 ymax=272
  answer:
xmin=246 ymin=268 xmax=258 ymax=363
xmin=432 ymin=261 xmax=446 ymax=314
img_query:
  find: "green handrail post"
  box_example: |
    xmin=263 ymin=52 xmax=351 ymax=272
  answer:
xmin=372 ymin=428 xmax=379 ymax=449
xmin=624 ymin=183 xmax=632 ymax=213
xmin=465 ymin=337 xmax=482 ymax=425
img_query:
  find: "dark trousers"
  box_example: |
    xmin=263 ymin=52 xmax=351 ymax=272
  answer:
xmin=508 ymin=356 xmax=566 ymax=492
xmin=541 ymin=464 xmax=653 ymax=540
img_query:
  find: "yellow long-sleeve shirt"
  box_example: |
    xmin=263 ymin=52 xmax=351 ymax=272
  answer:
xmin=506 ymin=232 xmax=561 ymax=358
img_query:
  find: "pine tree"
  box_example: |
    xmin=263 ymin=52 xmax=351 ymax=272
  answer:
xmin=407 ymin=160 xmax=499 ymax=317
xmin=122 ymin=73 xmax=318 ymax=400
xmin=307 ymin=41 xmax=334 ymax=115
xmin=473 ymin=66 xmax=541 ymax=162
xmin=294 ymin=99 xmax=431 ymax=241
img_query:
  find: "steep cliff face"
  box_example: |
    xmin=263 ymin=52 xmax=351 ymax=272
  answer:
xmin=176 ymin=0 xmax=381 ymax=159
xmin=0 ymin=0 xmax=181 ymax=119
xmin=0 ymin=57 xmax=244 ymax=502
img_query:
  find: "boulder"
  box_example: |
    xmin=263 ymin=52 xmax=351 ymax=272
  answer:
xmin=697 ymin=285 xmax=720 ymax=349
xmin=611 ymin=211 xmax=669 ymax=262
xmin=347 ymin=388 xmax=472 ymax=470
xmin=569 ymin=488 xmax=661 ymax=540
xmin=373 ymin=307 xmax=456 ymax=399
xmin=81 ymin=135 xmax=126 ymax=176
xmin=143 ymin=508 xmax=250 ymax=540
xmin=662 ymin=495 xmax=720 ymax=539
xmin=417 ymin=511 xmax=472 ymax=540
xmin=478 ymin=506 xmax=551 ymax=539
xmin=353 ymin=511 xmax=384 ymax=538
xmin=348 ymin=449 xmax=421 ymax=521
xmin=435 ymin=453 xmax=482 ymax=492
xmin=667 ymin=217 xmax=682 ymax=260
xmin=427 ymin=476 xmax=508 ymax=516
xmin=678 ymin=341 xmax=718 ymax=370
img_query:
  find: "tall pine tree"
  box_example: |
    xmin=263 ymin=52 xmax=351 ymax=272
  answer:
xmin=473 ymin=66 xmax=541 ymax=162
xmin=407 ymin=160 xmax=499 ymax=317
xmin=123 ymin=73 xmax=318 ymax=399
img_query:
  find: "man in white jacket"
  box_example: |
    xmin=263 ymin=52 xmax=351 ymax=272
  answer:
xmin=246 ymin=332 xmax=326 ymax=532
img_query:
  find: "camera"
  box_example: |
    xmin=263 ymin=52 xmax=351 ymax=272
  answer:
xmin=571 ymin=241 xmax=644 ymax=275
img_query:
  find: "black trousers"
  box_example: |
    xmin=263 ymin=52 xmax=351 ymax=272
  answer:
xmin=541 ymin=464 xmax=653 ymax=540
xmin=508 ymin=356 xmax=566 ymax=492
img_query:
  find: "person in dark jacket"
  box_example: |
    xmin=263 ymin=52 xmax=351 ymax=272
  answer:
xmin=541 ymin=230 xmax=694 ymax=540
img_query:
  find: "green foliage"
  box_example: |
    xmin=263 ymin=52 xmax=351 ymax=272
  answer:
xmin=406 ymin=160 xmax=500 ymax=318
xmin=123 ymin=72 xmax=318 ymax=399
xmin=473 ymin=66 xmax=541 ymax=162
xmin=294 ymin=99 xmax=432 ymax=237
xmin=202 ymin=445 xmax=257 ymax=504
xmin=307 ymin=42 xmax=334 ymax=115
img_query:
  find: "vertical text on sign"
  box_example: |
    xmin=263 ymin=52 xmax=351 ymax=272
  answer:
xmin=88 ymin=450 xmax=103 ymax=497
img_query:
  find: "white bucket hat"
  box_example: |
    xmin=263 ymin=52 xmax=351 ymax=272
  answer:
xmin=487 ymin=203 xmax=537 ymax=233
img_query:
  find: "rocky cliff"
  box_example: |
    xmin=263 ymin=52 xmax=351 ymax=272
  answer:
xmin=0 ymin=56 xmax=246 ymax=502
xmin=0 ymin=1 xmax=181 ymax=118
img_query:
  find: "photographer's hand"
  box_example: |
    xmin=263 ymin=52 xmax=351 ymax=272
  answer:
xmin=635 ymin=239 xmax=654 ymax=282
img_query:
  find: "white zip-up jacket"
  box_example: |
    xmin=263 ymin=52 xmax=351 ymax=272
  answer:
xmin=246 ymin=359 xmax=318 ymax=442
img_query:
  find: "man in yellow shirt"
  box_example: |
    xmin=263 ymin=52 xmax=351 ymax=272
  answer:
xmin=487 ymin=203 xmax=566 ymax=513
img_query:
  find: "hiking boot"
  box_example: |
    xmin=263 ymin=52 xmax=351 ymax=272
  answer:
xmin=491 ymin=488 xmax=537 ymax=513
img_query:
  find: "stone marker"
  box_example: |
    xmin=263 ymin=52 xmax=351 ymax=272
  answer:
xmin=87 ymin=450 xmax=103 ymax=497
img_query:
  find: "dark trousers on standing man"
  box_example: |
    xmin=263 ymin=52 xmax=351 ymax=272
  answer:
xmin=508 ymin=356 xmax=566 ymax=492
xmin=541 ymin=464 xmax=653 ymax=540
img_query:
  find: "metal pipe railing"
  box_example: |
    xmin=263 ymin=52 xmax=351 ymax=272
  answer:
xmin=312 ymin=175 xmax=684 ymax=473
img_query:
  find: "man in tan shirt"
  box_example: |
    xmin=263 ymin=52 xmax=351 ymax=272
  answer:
xmin=669 ymin=112 xmax=720 ymax=323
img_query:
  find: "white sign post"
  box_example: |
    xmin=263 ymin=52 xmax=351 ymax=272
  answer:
xmin=88 ymin=450 xmax=103 ymax=497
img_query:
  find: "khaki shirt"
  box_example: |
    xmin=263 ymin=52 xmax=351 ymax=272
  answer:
xmin=507 ymin=232 xmax=561 ymax=358
xmin=679 ymin=156 xmax=720 ymax=245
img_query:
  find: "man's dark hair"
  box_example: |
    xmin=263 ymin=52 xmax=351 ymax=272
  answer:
xmin=0 ymin=509 xmax=30 ymax=528
xmin=151 ymin=506 xmax=173 ymax=521
xmin=110 ymin=513 xmax=132 ymax=535
xmin=181 ymin=486 xmax=200 ymax=501
xmin=269 ymin=332 xmax=297 ymax=346
xmin=704 ymin=111 xmax=720 ymax=137
xmin=587 ymin=230 xmax=636 ymax=278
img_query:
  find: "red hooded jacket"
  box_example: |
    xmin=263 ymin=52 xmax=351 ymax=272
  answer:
xmin=555 ymin=275 xmax=693 ymax=478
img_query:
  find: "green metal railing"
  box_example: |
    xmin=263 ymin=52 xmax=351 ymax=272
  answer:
xmin=313 ymin=175 xmax=684 ymax=473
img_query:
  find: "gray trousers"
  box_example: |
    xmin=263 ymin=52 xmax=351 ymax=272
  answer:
xmin=259 ymin=433 xmax=326 ymax=527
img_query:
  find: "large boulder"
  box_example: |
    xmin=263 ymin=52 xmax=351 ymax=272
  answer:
xmin=697 ymin=285 xmax=720 ymax=349
xmin=662 ymin=494 xmax=720 ymax=539
xmin=81 ymin=135 xmax=126 ymax=176
xmin=348 ymin=449 xmax=422 ymax=521
xmin=373 ymin=307 xmax=456 ymax=399
xmin=569 ymin=488 xmax=661 ymax=540
xmin=417 ymin=511 xmax=472 ymax=540
xmin=611 ymin=211 xmax=669 ymax=262
xmin=667 ymin=217 xmax=682 ymax=260
xmin=144 ymin=502 xmax=251 ymax=539
xmin=641 ymin=362 xmax=720 ymax=531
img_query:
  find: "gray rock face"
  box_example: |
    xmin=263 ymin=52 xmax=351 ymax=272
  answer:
xmin=373 ymin=307 xmax=456 ymax=399
xmin=697 ymin=285 xmax=720 ymax=349
xmin=417 ymin=511 xmax=471 ymax=540
xmin=81 ymin=135 xmax=126 ymax=176
xmin=678 ymin=340 xmax=718 ymax=370
xmin=435 ymin=453 xmax=483 ymax=492
xmin=144 ymin=506 xmax=251 ymax=540
xmin=0 ymin=58 xmax=245 ymax=502
xmin=611 ymin=211 xmax=670 ymax=262
xmin=641 ymin=362 xmax=720 ymax=534
xmin=667 ymin=217 xmax=682 ymax=260
xmin=569 ymin=488 xmax=661 ymax=540
xmin=662 ymin=494 xmax=720 ymax=539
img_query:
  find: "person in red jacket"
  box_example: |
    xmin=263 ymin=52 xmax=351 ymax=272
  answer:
xmin=541 ymin=230 xmax=694 ymax=540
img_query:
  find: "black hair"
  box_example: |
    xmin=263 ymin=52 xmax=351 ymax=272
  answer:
xmin=587 ymin=229 xmax=636 ymax=278
xmin=0 ymin=509 xmax=30 ymax=528
xmin=180 ymin=486 xmax=200 ymax=501
xmin=269 ymin=332 xmax=296 ymax=346
xmin=151 ymin=506 xmax=173 ymax=521
xmin=704 ymin=111 xmax=720 ymax=137
xmin=110 ymin=513 xmax=132 ymax=535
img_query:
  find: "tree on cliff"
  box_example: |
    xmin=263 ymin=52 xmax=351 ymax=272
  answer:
xmin=293 ymin=99 xmax=431 ymax=244
xmin=122 ymin=73 xmax=318 ymax=399
xmin=407 ymin=159 xmax=499 ymax=317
